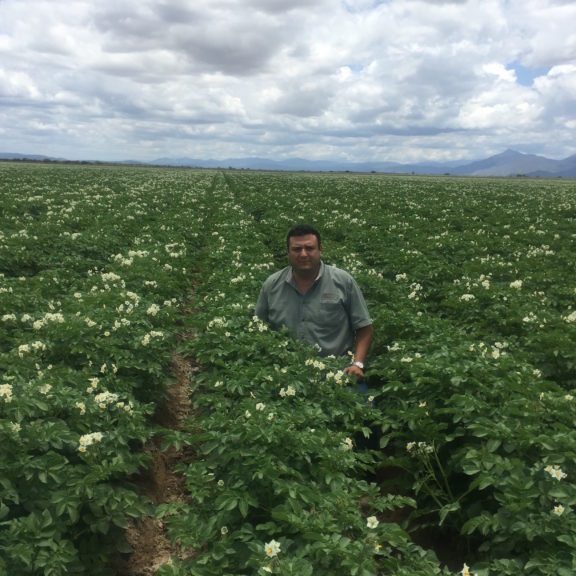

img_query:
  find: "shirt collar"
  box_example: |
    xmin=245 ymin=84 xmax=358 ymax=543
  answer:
xmin=287 ymin=261 xmax=324 ymax=284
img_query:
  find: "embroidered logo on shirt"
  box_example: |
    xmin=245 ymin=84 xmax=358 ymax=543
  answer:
xmin=321 ymin=292 xmax=339 ymax=302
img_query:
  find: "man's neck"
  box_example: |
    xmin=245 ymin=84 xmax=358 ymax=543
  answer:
xmin=292 ymin=265 xmax=320 ymax=294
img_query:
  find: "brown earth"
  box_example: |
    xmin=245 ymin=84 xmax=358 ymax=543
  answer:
xmin=114 ymin=353 xmax=198 ymax=575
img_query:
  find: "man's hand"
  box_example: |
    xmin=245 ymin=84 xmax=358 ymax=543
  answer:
xmin=343 ymin=364 xmax=365 ymax=378
xmin=345 ymin=325 xmax=372 ymax=378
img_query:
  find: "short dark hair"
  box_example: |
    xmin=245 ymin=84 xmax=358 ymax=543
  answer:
xmin=286 ymin=224 xmax=322 ymax=250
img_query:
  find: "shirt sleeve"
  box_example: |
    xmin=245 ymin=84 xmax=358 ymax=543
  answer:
xmin=254 ymin=284 xmax=269 ymax=321
xmin=347 ymin=277 xmax=372 ymax=330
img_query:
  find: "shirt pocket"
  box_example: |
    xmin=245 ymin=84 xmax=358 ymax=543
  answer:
xmin=318 ymin=300 xmax=347 ymax=327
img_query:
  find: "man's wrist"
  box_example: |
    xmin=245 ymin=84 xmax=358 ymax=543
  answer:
xmin=350 ymin=361 xmax=364 ymax=370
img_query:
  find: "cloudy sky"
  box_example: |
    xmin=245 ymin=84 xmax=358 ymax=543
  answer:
xmin=1 ymin=0 xmax=575 ymax=163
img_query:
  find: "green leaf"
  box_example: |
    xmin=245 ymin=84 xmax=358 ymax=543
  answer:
xmin=116 ymin=538 xmax=134 ymax=554
xmin=439 ymin=501 xmax=460 ymax=526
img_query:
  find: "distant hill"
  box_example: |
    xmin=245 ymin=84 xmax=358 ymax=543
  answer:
xmin=0 ymin=152 xmax=58 ymax=161
xmin=528 ymin=153 xmax=576 ymax=178
xmin=150 ymin=156 xmax=467 ymax=174
xmin=150 ymin=150 xmax=576 ymax=177
xmin=1 ymin=150 xmax=575 ymax=177
xmin=450 ymin=149 xmax=564 ymax=177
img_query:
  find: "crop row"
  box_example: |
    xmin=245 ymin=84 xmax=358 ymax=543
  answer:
xmin=0 ymin=164 xmax=212 ymax=575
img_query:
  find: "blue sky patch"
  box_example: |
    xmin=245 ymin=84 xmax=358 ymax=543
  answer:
xmin=511 ymin=62 xmax=551 ymax=86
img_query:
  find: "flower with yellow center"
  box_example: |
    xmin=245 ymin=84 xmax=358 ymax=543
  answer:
xmin=264 ymin=539 xmax=281 ymax=558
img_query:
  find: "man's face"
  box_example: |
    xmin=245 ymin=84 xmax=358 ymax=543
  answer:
xmin=287 ymin=234 xmax=322 ymax=275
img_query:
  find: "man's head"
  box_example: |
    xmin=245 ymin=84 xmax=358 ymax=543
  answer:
xmin=286 ymin=225 xmax=322 ymax=251
xmin=286 ymin=224 xmax=322 ymax=277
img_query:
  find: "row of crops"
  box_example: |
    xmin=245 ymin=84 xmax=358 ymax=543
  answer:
xmin=1 ymin=162 xmax=576 ymax=575
xmin=0 ymin=163 xmax=211 ymax=575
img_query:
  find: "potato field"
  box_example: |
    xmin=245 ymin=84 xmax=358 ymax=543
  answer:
xmin=1 ymin=162 xmax=576 ymax=576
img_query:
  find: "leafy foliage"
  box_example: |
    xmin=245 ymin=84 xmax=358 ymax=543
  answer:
xmin=2 ymin=163 xmax=576 ymax=575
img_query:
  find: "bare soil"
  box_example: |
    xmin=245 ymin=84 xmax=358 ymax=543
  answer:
xmin=114 ymin=353 xmax=198 ymax=575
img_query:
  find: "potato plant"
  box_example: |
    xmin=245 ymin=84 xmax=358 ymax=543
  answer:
xmin=2 ymin=163 xmax=575 ymax=575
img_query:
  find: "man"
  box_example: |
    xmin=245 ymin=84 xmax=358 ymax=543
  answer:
xmin=255 ymin=224 xmax=372 ymax=377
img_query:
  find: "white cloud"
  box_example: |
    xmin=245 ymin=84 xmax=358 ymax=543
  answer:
xmin=482 ymin=63 xmax=517 ymax=83
xmin=0 ymin=70 xmax=40 ymax=99
xmin=0 ymin=0 xmax=574 ymax=162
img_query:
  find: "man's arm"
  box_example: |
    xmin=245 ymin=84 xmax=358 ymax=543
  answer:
xmin=254 ymin=286 xmax=268 ymax=322
xmin=344 ymin=324 xmax=373 ymax=377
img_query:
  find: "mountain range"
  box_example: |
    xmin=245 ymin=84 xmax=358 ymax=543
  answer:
xmin=2 ymin=149 xmax=576 ymax=178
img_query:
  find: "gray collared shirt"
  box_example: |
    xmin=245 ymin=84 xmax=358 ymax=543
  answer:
xmin=255 ymin=261 xmax=372 ymax=357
